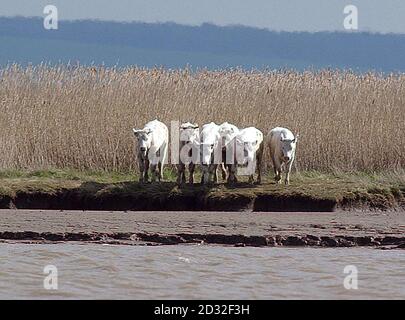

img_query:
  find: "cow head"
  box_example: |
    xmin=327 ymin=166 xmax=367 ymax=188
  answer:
xmin=132 ymin=127 xmax=153 ymax=157
xmin=219 ymin=122 xmax=238 ymax=149
xmin=179 ymin=123 xmax=200 ymax=164
xmin=236 ymin=137 xmax=259 ymax=165
xmin=200 ymin=134 xmax=219 ymax=165
xmin=180 ymin=122 xmax=199 ymax=145
xmin=280 ymin=134 xmax=298 ymax=162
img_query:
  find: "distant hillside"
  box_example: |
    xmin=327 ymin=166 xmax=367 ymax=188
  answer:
xmin=1 ymin=16 xmax=405 ymax=71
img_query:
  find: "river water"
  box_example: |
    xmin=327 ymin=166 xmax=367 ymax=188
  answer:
xmin=0 ymin=244 xmax=403 ymax=299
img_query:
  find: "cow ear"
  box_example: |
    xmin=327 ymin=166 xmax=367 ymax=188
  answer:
xmin=132 ymin=129 xmax=139 ymax=136
xmin=294 ymin=134 xmax=299 ymax=143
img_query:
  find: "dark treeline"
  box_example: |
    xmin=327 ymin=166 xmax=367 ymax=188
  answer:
xmin=1 ymin=16 xmax=404 ymax=71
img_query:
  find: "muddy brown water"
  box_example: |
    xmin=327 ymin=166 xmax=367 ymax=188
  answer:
xmin=0 ymin=210 xmax=404 ymax=299
xmin=0 ymin=244 xmax=404 ymax=299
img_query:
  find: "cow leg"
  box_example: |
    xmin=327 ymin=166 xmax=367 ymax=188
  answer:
xmin=208 ymin=164 xmax=217 ymax=184
xmin=200 ymin=168 xmax=204 ymax=184
xmin=159 ymin=142 xmax=168 ymax=181
xmin=206 ymin=164 xmax=215 ymax=184
xmin=285 ymin=160 xmax=293 ymax=185
xmin=138 ymin=158 xmax=145 ymax=183
xmin=176 ymin=164 xmax=185 ymax=185
xmin=257 ymin=165 xmax=262 ymax=184
xmin=213 ymin=164 xmax=219 ymax=183
xmin=181 ymin=164 xmax=186 ymax=184
xmin=150 ymin=164 xmax=158 ymax=182
xmin=221 ymin=149 xmax=227 ymax=181
xmin=227 ymin=152 xmax=237 ymax=184
xmin=246 ymin=157 xmax=255 ymax=184
xmin=157 ymin=162 xmax=162 ymax=182
xmin=256 ymin=143 xmax=264 ymax=184
xmin=276 ymin=174 xmax=282 ymax=184
xmin=144 ymin=158 xmax=150 ymax=182
xmin=201 ymin=165 xmax=209 ymax=184
xmin=273 ymin=158 xmax=282 ymax=184
xmin=188 ymin=163 xmax=195 ymax=184
xmin=227 ymin=164 xmax=237 ymax=184
xmin=220 ymin=163 xmax=227 ymax=180
xmin=278 ymin=161 xmax=283 ymax=184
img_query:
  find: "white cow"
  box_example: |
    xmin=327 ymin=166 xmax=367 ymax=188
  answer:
xmin=177 ymin=122 xmax=200 ymax=185
xmin=218 ymin=122 xmax=239 ymax=180
xmin=199 ymin=122 xmax=221 ymax=184
xmin=228 ymin=127 xmax=264 ymax=184
xmin=132 ymin=119 xmax=168 ymax=183
xmin=267 ymin=127 xmax=298 ymax=185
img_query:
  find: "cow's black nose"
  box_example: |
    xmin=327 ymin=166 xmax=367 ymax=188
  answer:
xmin=140 ymin=147 xmax=146 ymax=152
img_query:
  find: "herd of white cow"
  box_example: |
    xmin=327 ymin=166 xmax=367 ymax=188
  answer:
xmin=132 ymin=119 xmax=298 ymax=185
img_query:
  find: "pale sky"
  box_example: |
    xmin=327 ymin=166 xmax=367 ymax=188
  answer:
xmin=1 ymin=0 xmax=405 ymax=33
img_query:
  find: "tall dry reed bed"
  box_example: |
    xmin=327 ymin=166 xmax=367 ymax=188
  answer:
xmin=0 ymin=65 xmax=403 ymax=172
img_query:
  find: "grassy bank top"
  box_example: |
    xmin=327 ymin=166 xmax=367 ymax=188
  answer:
xmin=0 ymin=169 xmax=403 ymax=211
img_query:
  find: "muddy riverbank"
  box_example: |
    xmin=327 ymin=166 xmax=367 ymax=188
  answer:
xmin=0 ymin=170 xmax=404 ymax=212
xmin=0 ymin=187 xmax=340 ymax=212
xmin=0 ymin=210 xmax=404 ymax=248
xmin=0 ymin=177 xmax=404 ymax=212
